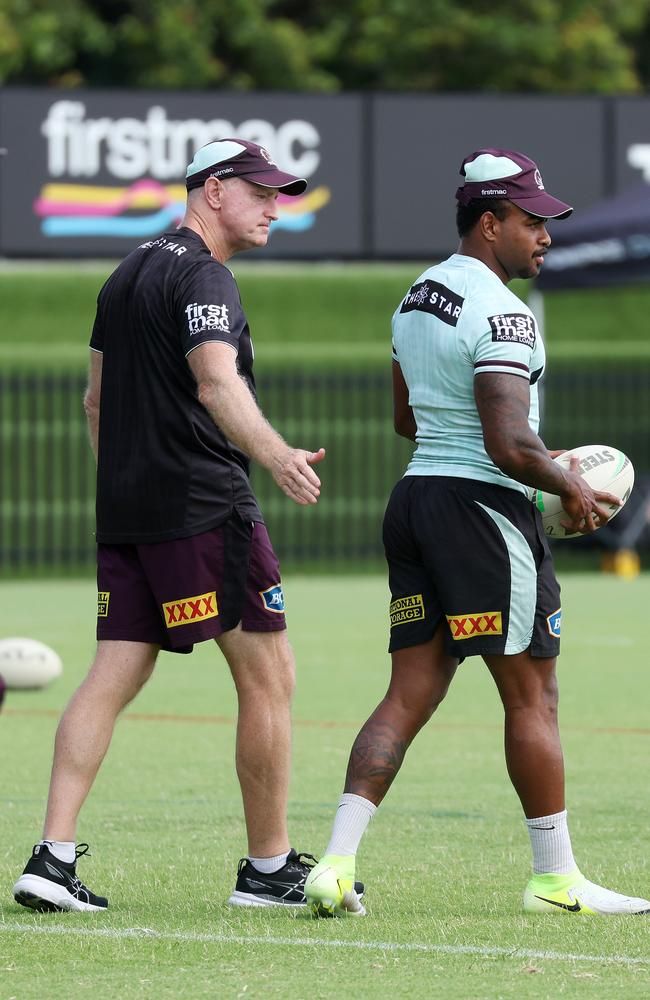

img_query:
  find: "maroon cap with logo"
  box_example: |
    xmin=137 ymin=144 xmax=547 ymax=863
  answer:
xmin=186 ymin=138 xmax=307 ymax=196
xmin=455 ymin=148 xmax=572 ymax=220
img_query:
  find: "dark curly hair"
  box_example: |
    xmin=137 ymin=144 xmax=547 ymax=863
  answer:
xmin=456 ymin=198 xmax=509 ymax=237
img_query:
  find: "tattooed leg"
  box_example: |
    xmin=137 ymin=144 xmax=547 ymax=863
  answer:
xmin=344 ymin=714 xmax=410 ymax=802
xmin=344 ymin=628 xmax=458 ymax=805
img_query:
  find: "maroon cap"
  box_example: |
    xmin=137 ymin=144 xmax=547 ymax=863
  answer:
xmin=456 ymin=148 xmax=572 ymax=220
xmin=186 ymin=138 xmax=307 ymax=196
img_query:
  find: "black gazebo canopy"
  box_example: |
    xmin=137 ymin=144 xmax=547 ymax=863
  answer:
xmin=537 ymin=183 xmax=650 ymax=291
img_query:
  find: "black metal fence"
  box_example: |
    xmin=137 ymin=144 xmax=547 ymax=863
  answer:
xmin=0 ymin=372 xmax=95 ymax=572
xmin=1 ymin=367 xmax=649 ymax=574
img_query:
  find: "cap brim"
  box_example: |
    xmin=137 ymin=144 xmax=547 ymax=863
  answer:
xmin=243 ymin=169 xmax=307 ymax=196
xmin=510 ymin=193 xmax=573 ymax=220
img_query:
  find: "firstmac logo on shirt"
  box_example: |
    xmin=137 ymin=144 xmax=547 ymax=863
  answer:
xmin=185 ymin=302 xmax=230 ymax=335
xmin=488 ymin=313 xmax=536 ymax=348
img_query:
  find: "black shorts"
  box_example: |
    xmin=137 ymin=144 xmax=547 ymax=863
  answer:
xmin=383 ymin=476 xmax=561 ymax=659
xmin=96 ymin=512 xmax=286 ymax=655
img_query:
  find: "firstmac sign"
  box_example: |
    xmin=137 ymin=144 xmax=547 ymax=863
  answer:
xmin=0 ymin=89 xmax=363 ymax=257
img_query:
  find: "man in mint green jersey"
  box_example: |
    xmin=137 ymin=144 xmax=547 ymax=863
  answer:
xmin=306 ymin=148 xmax=650 ymax=917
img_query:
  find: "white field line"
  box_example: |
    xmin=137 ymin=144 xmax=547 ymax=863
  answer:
xmin=1 ymin=922 xmax=649 ymax=966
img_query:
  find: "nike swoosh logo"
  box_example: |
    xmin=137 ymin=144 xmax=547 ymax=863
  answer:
xmin=534 ymin=894 xmax=581 ymax=912
xmin=529 ymin=826 xmax=555 ymax=830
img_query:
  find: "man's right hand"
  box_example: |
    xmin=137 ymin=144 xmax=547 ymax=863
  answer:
xmin=559 ymin=456 xmax=621 ymax=535
xmin=271 ymin=446 xmax=326 ymax=505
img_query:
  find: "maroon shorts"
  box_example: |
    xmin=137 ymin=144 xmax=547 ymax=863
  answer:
xmin=96 ymin=513 xmax=286 ymax=654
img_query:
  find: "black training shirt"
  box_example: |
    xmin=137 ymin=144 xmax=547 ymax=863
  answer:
xmin=90 ymin=227 xmax=263 ymax=543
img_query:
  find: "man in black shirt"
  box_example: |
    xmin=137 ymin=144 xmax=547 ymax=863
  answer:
xmin=14 ymin=138 xmax=336 ymax=913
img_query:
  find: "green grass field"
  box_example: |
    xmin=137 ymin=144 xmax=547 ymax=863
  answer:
xmin=2 ymin=263 xmax=650 ymax=370
xmin=1 ymin=574 xmax=649 ymax=999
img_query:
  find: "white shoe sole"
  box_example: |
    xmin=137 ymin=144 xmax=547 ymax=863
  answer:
xmin=13 ymin=874 xmax=106 ymax=913
xmin=227 ymin=890 xmax=306 ymax=908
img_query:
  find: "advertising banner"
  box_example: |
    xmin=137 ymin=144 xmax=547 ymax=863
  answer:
xmin=0 ymin=89 xmax=364 ymax=257
xmin=2 ymin=90 xmax=649 ymax=259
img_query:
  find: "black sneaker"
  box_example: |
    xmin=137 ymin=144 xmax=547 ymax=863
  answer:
xmin=228 ymin=848 xmax=365 ymax=908
xmin=13 ymin=843 xmax=108 ymax=912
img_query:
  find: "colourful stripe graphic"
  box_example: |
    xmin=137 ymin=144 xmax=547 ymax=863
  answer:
xmin=34 ymin=179 xmax=330 ymax=238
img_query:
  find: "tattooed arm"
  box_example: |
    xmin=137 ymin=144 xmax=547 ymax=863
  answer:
xmin=474 ymin=372 xmax=613 ymax=534
xmin=474 ymin=372 xmax=567 ymax=492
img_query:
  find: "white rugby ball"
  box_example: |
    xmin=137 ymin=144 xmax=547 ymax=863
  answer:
xmin=533 ymin=445 xmax=634 ymax=539
xmin=0 ymin=638 xmax=63 ymax=689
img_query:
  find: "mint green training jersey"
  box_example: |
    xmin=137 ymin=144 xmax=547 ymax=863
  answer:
xmin=391 ymin=253 xmax=545 ymax=495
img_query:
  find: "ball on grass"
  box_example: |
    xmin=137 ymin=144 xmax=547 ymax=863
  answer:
xmin=0 ymin=638 xmax=63 ymax=689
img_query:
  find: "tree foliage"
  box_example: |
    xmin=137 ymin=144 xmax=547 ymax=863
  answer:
xmin=2 ymin=0 xmax=650 ymax=92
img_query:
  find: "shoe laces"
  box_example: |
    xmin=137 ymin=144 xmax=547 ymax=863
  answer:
xmin=69 ymin=844 xmax=92 ymax=893
xmin=290 ymin=852 xmax=318 ymax=873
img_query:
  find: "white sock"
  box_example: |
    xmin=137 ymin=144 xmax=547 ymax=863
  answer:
xmin=326 ymin=793 xmax=377 ymax=857
xmin=40 ymin=840 xmax=76 ymax=864
xmin=248 ymin=850 xmax=290 ymax=874
xmin=525 ymin=810 xmax=576 ymax=875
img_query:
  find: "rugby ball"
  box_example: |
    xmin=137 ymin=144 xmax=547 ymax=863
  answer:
xmin=0 ymin=638 xmax=63 ymax=689
xmin=533 ymin=445 xmax=634 ymax=539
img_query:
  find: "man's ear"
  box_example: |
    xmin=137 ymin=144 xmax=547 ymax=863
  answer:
xmin=204 ymin=176 xmax=223 ymax=211
xmin=479 ymin=211 xmax=500 ymax=244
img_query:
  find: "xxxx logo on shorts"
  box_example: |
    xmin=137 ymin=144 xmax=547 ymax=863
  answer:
xmin=97 ymin=591 xmax=110 ymax=617
xmin=162 ymin=591 xmax=218 ymax=629
xmin=390 ymin=594 xmax=425 ymax=626
xmin=446 ymin=611 xmax=502 ymax=639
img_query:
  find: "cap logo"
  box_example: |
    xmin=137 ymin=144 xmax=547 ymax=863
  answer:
xmin=534 ymin=168 xmax=544 ymax=190
xmin=259 ymin=146 xmax=277 ymax=166
xmin=481 ymin=187 xmax=507 ymax=196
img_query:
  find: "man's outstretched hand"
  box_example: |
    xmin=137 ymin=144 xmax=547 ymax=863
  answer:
xmin=271 ymin=446 xmax=326 ymax=505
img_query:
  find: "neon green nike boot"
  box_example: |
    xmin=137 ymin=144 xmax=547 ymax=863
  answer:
xmin=304 ymin=854 xmax=366 ymax=917
xmin=524 ymin=868 xmax=650 ymax=915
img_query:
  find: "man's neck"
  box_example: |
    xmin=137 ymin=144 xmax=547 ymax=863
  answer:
xmin=180 ymin=210 xmax=230 ymax=263
xmin=458 ymin=239 xmax=509 ymax=285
